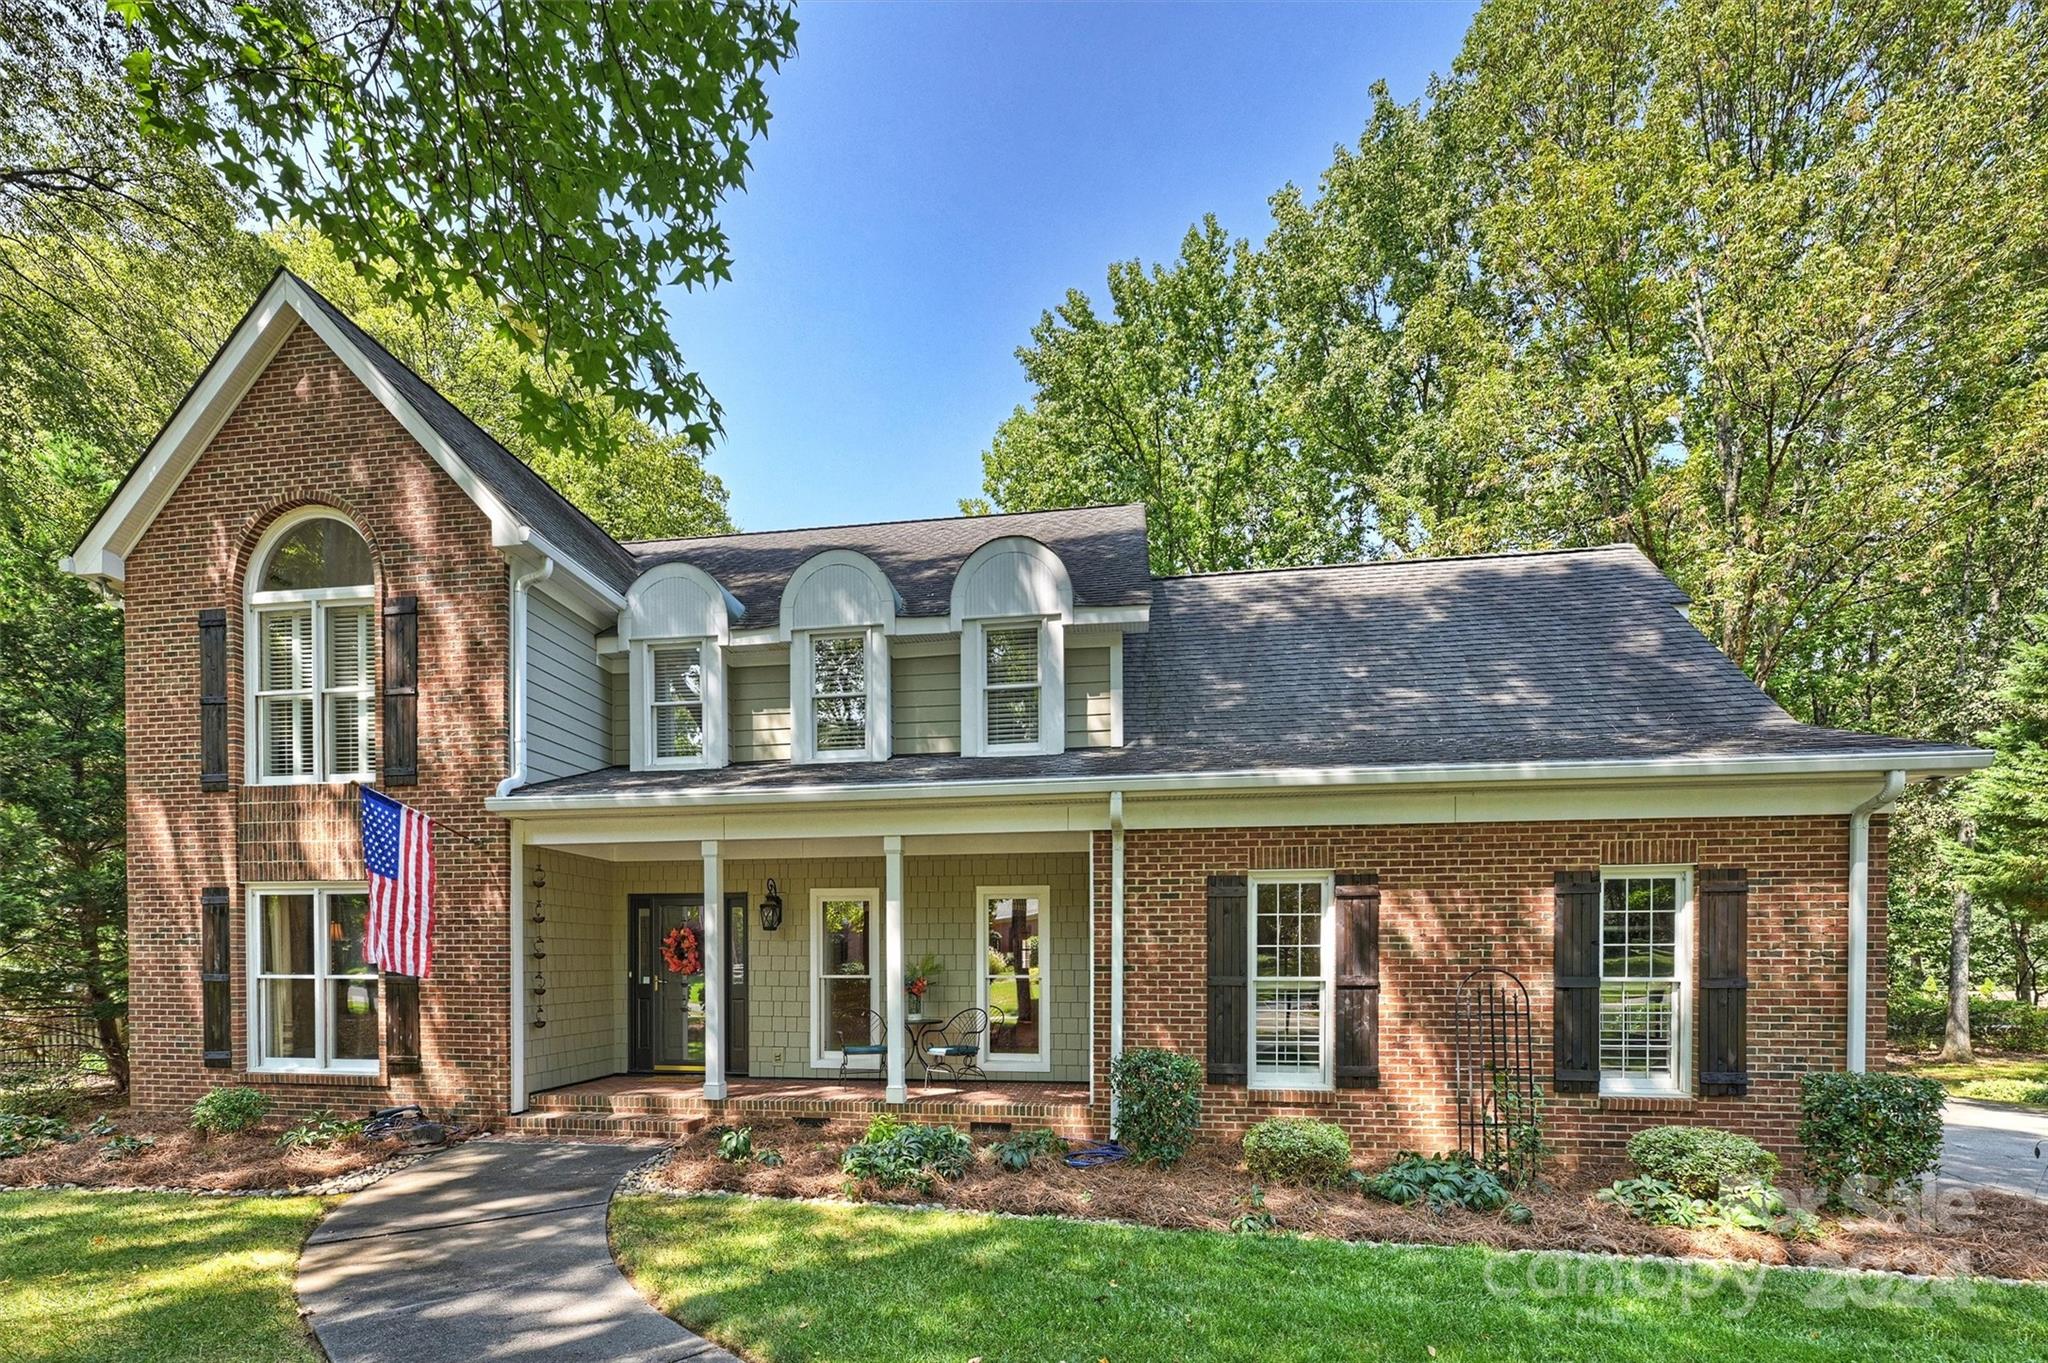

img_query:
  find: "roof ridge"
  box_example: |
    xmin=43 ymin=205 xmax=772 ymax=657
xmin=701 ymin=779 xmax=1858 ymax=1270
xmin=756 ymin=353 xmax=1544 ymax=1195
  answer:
xmin=624 ymin=501 xmax=1145 ymax=550
xmin=1157 ymin=543 xmax=1644 ymax=582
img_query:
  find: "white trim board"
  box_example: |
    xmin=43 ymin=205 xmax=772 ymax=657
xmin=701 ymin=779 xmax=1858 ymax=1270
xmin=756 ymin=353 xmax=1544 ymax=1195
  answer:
xmin=63 ymin=271 xmax=623 ymax=617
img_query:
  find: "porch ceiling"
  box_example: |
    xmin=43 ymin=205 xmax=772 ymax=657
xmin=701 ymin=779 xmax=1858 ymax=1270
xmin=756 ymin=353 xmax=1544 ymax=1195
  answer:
xmin=524 ymin=829 xmax=1090 ymax=861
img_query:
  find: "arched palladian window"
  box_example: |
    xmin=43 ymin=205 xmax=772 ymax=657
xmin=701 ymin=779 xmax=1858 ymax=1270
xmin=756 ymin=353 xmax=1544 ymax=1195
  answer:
xmin=246 ymin=510 xmax=377 ymax=783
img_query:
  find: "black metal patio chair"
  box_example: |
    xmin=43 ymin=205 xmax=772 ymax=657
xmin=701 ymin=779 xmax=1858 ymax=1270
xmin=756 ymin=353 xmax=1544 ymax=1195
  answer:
xmin=836 ymin=1008 xmax=887 ymax=1080
xmin=920 ymin=1007 xmax=992 ymax=1089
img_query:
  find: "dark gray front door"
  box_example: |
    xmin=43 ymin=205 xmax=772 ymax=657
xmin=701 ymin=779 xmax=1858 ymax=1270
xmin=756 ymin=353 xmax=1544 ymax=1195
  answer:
xmin=629 ymin=894 xmax=705 ymax=1072
xmin=725 ymin=892 xmax=749 ymax=1077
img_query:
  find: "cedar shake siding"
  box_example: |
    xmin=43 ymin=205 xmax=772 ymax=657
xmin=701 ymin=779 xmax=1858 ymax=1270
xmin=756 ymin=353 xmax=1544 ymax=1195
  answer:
xmin=123 ymin=320 xmax=511 ymax=1121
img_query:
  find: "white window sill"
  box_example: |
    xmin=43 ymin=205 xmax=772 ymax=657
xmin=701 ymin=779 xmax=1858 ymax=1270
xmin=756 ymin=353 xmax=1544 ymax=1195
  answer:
xmin=1599 ymin=1080 xmax=1687 ymax=1100
xmin=247 ymin=1062 xmax=381 ymax=1077
xmin=1250 ymin=1075 xmax=1331 ymax=1094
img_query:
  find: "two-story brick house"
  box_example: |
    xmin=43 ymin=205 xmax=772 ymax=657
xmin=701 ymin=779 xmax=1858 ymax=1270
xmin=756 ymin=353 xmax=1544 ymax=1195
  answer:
xmin=65 ymin=270 xmax=1987 ymax=1158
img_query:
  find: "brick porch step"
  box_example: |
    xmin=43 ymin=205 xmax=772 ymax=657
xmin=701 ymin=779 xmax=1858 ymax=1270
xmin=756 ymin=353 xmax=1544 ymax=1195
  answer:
xmin=505 ymin=1109 xmax=704 ymax=1142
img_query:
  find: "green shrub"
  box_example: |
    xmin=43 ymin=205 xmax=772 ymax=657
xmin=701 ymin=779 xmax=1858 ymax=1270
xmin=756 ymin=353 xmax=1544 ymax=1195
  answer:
xmin=1242 ymin=1117 xmax=1352 ymax=1186
xmin=277 ymin=1110 xmax=365 ymax=1150
xmin=990 ymin=1128 xmax=1067 ymax=1171
xmin=0 ymin=1112 xmax=74 ymax=1159
xmin=1889 ymin=988 xmax=2048 ymax=1052
xmin=841 ymin=1120 xmax=973 ymax=1194
xmin=717 ymin=1126 xmax=755 ymax=1163
xmin=1598 ymin=1175 xmax=1820 ymax=1239
xmin=1625 ymin=1125 xmax=1780 ymax=1200
xmin=101 ymin=1133 xmax=155 ymax=1161
xmin=190 ymin=1086 xmax=271 ymax=1135
xmin=1110 ymin=1047 xmax=1202 ymax=1167
xmin=0 ymin=1077 xmax=89 ymax=1121
xmin=1363 ymin=1152 xmax=1511 ymax=1213
xmin=1799 ymin=1071 xmax=1946 ymax=1207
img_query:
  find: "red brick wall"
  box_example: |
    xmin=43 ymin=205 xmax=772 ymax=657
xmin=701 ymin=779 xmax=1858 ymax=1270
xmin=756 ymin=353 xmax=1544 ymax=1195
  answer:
xmin=1091 ymin=816 xmax=1888 ymax=1165
xmin=123 ymin=321 xmax=511 ymax=1122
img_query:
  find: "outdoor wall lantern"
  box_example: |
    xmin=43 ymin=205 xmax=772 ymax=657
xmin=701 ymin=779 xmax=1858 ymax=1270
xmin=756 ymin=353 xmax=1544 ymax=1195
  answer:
xmin=760 ymin=879 xmax=785 ymax=933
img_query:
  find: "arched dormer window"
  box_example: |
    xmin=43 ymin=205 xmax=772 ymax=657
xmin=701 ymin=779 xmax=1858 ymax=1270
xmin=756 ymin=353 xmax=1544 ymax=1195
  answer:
xmin=621 ymin=562 xmax=737 ymax=770
xmin=952 ymin=537 xmax=1072 ymax=757
xmin=245 ymin=509 xmax=377 ymax=783
xmin=781 ymin=550 xmax=898 ymax=763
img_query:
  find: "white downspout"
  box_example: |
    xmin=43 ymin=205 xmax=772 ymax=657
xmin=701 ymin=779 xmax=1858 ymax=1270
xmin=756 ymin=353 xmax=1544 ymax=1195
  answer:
xmin=1109 ymin=790 xmax=1126 ymax=1137
xmin=495 ymin=557 xmax=555 ymax=798
xmin=1847 ymin=769 xmax=1906 ymax=1073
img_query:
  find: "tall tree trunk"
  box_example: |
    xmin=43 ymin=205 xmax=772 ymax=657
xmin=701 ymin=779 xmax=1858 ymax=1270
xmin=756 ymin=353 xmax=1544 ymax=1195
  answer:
xmin=2015 ymin=920 xmax=2038 ymax=1008
xmin=1943 ymin=884 xmax=1974 ymax=1063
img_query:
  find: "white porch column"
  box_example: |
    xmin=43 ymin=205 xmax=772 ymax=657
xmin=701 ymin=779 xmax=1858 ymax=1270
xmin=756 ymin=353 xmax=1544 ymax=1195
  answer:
xmin=701 ymin=839 xmax=727 ymax=1100
xmin=883 ymin=834 xmax=907 ymax=1103
xmin=509 ymin=821 xmax=528 ymax=1114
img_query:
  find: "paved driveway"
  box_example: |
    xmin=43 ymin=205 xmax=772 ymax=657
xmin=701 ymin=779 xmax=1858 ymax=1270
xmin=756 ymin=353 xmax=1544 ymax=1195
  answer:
xmin=298 ymin=1140 xmax=735 ymax=1363
xmin=1941 ymin=1098 xmax=2048 ymax=1200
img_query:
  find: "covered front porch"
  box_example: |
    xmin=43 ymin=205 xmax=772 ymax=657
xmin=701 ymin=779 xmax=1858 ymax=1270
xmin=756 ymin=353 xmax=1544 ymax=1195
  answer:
xmin=504 ymin=814 xmax=1103 ymax=1135
xmin=518 ymin=1073 xmax=1094 ymax=1139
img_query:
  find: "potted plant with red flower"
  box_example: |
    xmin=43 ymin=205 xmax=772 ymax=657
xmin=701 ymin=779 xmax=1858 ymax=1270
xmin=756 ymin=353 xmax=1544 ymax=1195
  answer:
xmin=905 ymin=953 xmax=944 ymax=1021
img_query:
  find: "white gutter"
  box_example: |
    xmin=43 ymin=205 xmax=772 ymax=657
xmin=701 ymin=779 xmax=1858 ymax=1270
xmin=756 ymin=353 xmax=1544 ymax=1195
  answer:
xmin=486 ymin=748 xmax=1988 ymax=813
xmin=496 ymin=557 xmax=555 ymax=798
xmin=1108 ymin=791 xmax=1126 ymax=1138
xmin=1847 ymin=769 xmax=1905 ymax=1073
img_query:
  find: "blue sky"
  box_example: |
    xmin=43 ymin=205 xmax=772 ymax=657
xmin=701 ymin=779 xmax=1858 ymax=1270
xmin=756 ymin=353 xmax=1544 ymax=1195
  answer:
xmin=662 ymin=1 xmax=1478 ymax=533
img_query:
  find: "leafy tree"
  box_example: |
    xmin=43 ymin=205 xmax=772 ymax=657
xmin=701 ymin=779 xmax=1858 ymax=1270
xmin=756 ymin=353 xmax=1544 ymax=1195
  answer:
xmin=8 ymin=0 xmax=798 ymax=452
xmin=983 ymin=218 xmax=1353 ymax=575
xmin=1957 ymin=623 xmax=2048 ymax=926
xmin=0 ymin=437 xmax=127 ymax=1086
xmin=274 ymin=228 xmax=733 ymax=541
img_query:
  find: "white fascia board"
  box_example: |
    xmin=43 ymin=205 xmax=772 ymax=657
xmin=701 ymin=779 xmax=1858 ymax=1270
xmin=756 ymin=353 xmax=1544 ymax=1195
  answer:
xmin=63 ymin=273 xmax=628 ymax=620
xmin=485 ymin=746 xmax=1991 ymax=817
xmin=1073 ymin=604 xmax=1149 ymax=632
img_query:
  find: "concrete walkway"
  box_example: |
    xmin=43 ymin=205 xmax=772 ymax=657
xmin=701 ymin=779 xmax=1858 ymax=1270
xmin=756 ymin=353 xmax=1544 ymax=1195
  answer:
xmin=297 ymin=1140 xmax=737 ymax=1363
xmin=1941 ymin=1097 xmax=2048 ymax=1201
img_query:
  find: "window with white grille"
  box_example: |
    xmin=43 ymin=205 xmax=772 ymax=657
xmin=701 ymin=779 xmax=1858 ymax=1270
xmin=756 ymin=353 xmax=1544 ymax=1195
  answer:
xmin=247 ymin=513 xmax=376 ymax=784
xmin=249 ymin=886 xmax=379 ymax=1073
xmin=811 ymin=632 xmax=868 ymax=753
xmin=1249 ymin=874 xmax=1333 ymax=1090
xmin=648 ymin=644 xmax=705 ymax=759
xmin=983 ymin=625 xmax=1041 ymax=747
xmin=1598 ymin=868 xmax=1691 ymax=1096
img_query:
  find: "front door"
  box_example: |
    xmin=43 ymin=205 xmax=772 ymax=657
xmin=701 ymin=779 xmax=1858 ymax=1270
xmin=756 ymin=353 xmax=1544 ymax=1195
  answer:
xmin=629 ymin=894 xmax=706 ymax=1072
xmin=628 ymin=893 xmax=749 ymax=1075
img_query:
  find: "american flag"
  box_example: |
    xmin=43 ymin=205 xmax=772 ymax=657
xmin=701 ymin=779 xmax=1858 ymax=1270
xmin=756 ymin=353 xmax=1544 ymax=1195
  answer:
xmin=361 ymin=787 xmax=435 ymax=978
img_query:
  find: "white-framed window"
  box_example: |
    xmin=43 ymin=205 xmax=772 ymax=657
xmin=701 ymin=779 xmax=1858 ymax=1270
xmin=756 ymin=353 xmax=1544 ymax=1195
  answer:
xmin=810 ymin=888 xmax=881 ymax=1066
xmin=245 ymin=510 xmax=377 ymax=784
xmin=632 ymin=638 xmax=725 ymax=769
xmin=1249 ymin=872 xmax=1335 ymax=1091
xmin=1598 ymin=866 xmax=1693 ymax=1097
xmin=977 ymin=884 xmax=1050 ymax=1070
xmin=961 ymin=617 xmax=1064 ymax=757
xmin=247 ymin=885 xmax=380 ymax=1073
xmin=793 ymin=628 xmax=889 ymax=763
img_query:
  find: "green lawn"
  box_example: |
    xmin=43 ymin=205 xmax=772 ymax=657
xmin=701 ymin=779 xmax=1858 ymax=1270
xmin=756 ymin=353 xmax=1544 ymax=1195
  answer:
xmin=0 ymin=1191 xmax=325 ymax=1363
xmin=1898 ymin=1055 xmax=2048 ymax=1108
xmin=612 ymin=1194 xmax=2048 ymax=1363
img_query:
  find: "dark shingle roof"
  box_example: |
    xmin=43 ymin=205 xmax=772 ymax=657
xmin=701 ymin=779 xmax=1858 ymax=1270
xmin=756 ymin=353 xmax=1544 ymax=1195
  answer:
xmin=292 ymin=275 xmax=643 ymax=592
xmin=512 ymin=544 xmax=1976 ymax=799
xmin=625 ymin=503 xmax=1152 ymax=621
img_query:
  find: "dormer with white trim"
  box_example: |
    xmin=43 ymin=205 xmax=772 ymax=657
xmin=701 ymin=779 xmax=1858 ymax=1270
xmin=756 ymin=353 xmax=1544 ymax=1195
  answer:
xmin=953 ymin=536 xmax=1072 ymax=758
xmin=620 ymin=562 xmax=740 ymax=770
xmin=780 ymin=550 xmax=900 ymax=763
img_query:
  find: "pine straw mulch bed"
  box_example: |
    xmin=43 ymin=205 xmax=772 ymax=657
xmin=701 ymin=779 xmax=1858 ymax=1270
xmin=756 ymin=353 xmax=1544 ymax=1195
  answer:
xmin=0 ymin=1109 xmax=431 ymax=1192
xmin=635 ymin=1120 xmax=2048 ymax=1283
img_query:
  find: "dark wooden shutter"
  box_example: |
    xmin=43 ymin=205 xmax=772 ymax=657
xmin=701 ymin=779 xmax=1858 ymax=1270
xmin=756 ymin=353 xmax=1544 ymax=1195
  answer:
xmin=198 ymin=610 xmax=229 ymax=790
xmin=381 ymin=594 xmax=419 ymax=786
xmin=1205 ymin=874 xmax=1249 ymax=1085
xmin=201 ymin=887 xmax=230 ymax=1068
xmin=1334 ymin=873 xmax=1381 ymax=1089
xmin=385 ymin=974 xmax=421 ymax=1074
xmin=1552 ymin=869 xmax=1602 ymax=1093
xmin=1698 ymin=867 xmax=1750 ymax=1096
